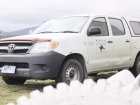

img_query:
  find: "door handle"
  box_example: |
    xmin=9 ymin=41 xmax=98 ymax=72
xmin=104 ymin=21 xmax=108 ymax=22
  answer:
xmin=126 ymin=40 xmax=130 ymax=43
xmin=108 ymin=41 xmax=113 ymax=43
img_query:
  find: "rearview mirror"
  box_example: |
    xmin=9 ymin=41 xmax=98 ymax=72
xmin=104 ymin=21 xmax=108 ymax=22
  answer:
xmin=87 ymin=27 xmax=101 ymax=36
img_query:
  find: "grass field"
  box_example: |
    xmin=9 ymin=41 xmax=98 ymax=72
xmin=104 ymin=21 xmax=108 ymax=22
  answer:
xmin=0 ymin=71 xmax=117 ymax=105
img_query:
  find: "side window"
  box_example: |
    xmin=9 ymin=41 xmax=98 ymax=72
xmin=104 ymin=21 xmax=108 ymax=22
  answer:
xmin=109 ymin=18 xmax=125 ymax=35
xmin=130 ymin=21 xmax=140 ymax=35
xmin=88 ymin=17 xmax=109 ymax=36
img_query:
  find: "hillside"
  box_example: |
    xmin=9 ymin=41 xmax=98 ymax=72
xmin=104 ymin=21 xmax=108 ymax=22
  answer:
xmin=0 ymin=26 xmax=38 ymax=36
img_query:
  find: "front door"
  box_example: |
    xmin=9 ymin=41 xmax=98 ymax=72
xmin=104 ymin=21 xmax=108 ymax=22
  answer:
xmin=87 ymin=17 xmax=113 ymax=72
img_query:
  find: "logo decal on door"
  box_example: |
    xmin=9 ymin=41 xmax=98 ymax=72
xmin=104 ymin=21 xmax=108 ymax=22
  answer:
xmin=96 ymin=39 xmax=106 ymax=53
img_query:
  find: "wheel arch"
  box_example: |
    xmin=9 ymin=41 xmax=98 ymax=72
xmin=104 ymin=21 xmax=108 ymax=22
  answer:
xmin=58 ymin=53 xmax=88 ymax=79
xmin=129 ymin=51 xmax=140 ymax=77
xmin=132 ymin=51 xmax=140 ymax=67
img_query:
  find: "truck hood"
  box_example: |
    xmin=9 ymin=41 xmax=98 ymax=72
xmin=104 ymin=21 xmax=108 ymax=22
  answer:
xmin=0 ymin=33 xmax=78 ymax=42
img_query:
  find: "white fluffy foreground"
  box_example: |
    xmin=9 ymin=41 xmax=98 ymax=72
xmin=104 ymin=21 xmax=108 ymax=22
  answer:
xmin=7 ymin=70 xmax=140 ymax=105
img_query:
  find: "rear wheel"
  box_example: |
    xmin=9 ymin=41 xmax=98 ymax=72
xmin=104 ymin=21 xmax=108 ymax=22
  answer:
xmin=129 ymin=55 xmax=140 ymax=77
xmin=2 ymin=76 xmax=26 ymax=84
xmin=56 ymin=59 xmax=84 ymax=85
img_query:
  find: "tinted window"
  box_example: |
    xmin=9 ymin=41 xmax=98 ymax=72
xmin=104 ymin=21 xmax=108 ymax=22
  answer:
xmin=109 ymin=18 xmax=125 ymax=35
xmin=130 ymin=21 xmax=140 ymax=35
xmin=88 ymin=17 xmax=108 ymax=36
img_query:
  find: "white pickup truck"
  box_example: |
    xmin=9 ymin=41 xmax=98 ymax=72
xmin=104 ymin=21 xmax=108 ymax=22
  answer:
xmin=0 ymin=14 xmax=140 ymax=85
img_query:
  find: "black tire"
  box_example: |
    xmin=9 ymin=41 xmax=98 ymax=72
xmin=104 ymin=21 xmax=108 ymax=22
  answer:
xmin=129 ymin=55 xmax=140 ymax=77
xmin=56 ymin=59 xmax=84 ymax=85
xmin=88 ymin=73 xmax=98 ymax=76
xmin=2 ymin=76 xmax=26 ymax=84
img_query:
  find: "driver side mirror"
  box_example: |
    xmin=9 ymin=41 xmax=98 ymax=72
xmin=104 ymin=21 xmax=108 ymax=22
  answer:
xmin=87 ymin=27 xmax=101 ymax=36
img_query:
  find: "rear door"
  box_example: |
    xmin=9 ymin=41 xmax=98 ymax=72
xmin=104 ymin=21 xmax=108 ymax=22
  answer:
xmin=108 ymin=17 xmax=132 ymax=68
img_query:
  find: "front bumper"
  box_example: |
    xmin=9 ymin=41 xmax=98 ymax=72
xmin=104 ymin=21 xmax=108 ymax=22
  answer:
xmin=0 ymin=51 xmax=65 ymax=80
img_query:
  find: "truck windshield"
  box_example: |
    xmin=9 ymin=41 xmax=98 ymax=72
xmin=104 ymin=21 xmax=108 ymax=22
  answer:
xmin=33 ymin=16 xmax=89 ymax=34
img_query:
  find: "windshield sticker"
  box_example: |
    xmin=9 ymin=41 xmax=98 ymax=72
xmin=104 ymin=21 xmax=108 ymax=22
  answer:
xmin=96 ymin=39 xmax=106 ymax=54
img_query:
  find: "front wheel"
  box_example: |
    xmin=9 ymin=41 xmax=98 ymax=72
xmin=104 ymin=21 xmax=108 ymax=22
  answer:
xmin=129 ymin=55 xmax=140 ymax=77
xmin=56 ymin=59 xmax=84 ymax=85
xmin=2 ymin=76 xmax=26 ymax=84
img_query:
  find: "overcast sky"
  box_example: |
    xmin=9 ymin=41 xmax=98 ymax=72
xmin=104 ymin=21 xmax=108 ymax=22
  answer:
xmin=0 ymin=0 xmax=140 ymax=32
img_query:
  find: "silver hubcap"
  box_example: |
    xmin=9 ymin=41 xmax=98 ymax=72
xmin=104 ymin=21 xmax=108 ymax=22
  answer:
xmin=66 ymin=65 xmax=80 ymax=83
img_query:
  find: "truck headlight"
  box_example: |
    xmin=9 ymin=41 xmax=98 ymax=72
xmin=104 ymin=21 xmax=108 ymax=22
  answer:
xmin=29 ymin=42 xmax=58 ymax=53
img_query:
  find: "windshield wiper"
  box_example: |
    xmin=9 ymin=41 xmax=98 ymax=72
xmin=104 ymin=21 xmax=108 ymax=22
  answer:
xmin=37 ymin=31 xmax=78 ymax=34
xmin=37 ymin=31 xmax=55 ymax=34
xmin=59 ymin=31 xmax=78 ymax=33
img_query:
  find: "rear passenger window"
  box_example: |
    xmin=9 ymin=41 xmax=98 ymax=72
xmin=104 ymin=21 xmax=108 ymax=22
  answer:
xmin=109 ymin=18 xmax=125 ymax=35
xmin=88 ymin=17 xmax=108 ymax=36
xmin=130 ymin=22 xmax=140 ymax=35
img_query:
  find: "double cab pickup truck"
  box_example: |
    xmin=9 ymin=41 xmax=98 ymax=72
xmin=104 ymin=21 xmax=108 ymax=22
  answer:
xmin=0 ymin=14 xmax=140 ymax=84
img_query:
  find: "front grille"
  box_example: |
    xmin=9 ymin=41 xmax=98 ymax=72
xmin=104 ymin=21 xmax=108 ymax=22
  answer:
xmin=0 ymin=50 xmax=8 ymax=53
xmin=0 ymin=41 xmax=34 ymax=54
xmin=14 ymin=49 xmax=28 ymax=53
xmin=0 ymin=62 xmax=29 ymax=68
xmin=0 ymin=43 xmax=33 ymax=46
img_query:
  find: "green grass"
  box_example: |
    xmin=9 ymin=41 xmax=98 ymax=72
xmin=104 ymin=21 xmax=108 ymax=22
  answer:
xmin=0 ymin=71 xmax=117 ymax=105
